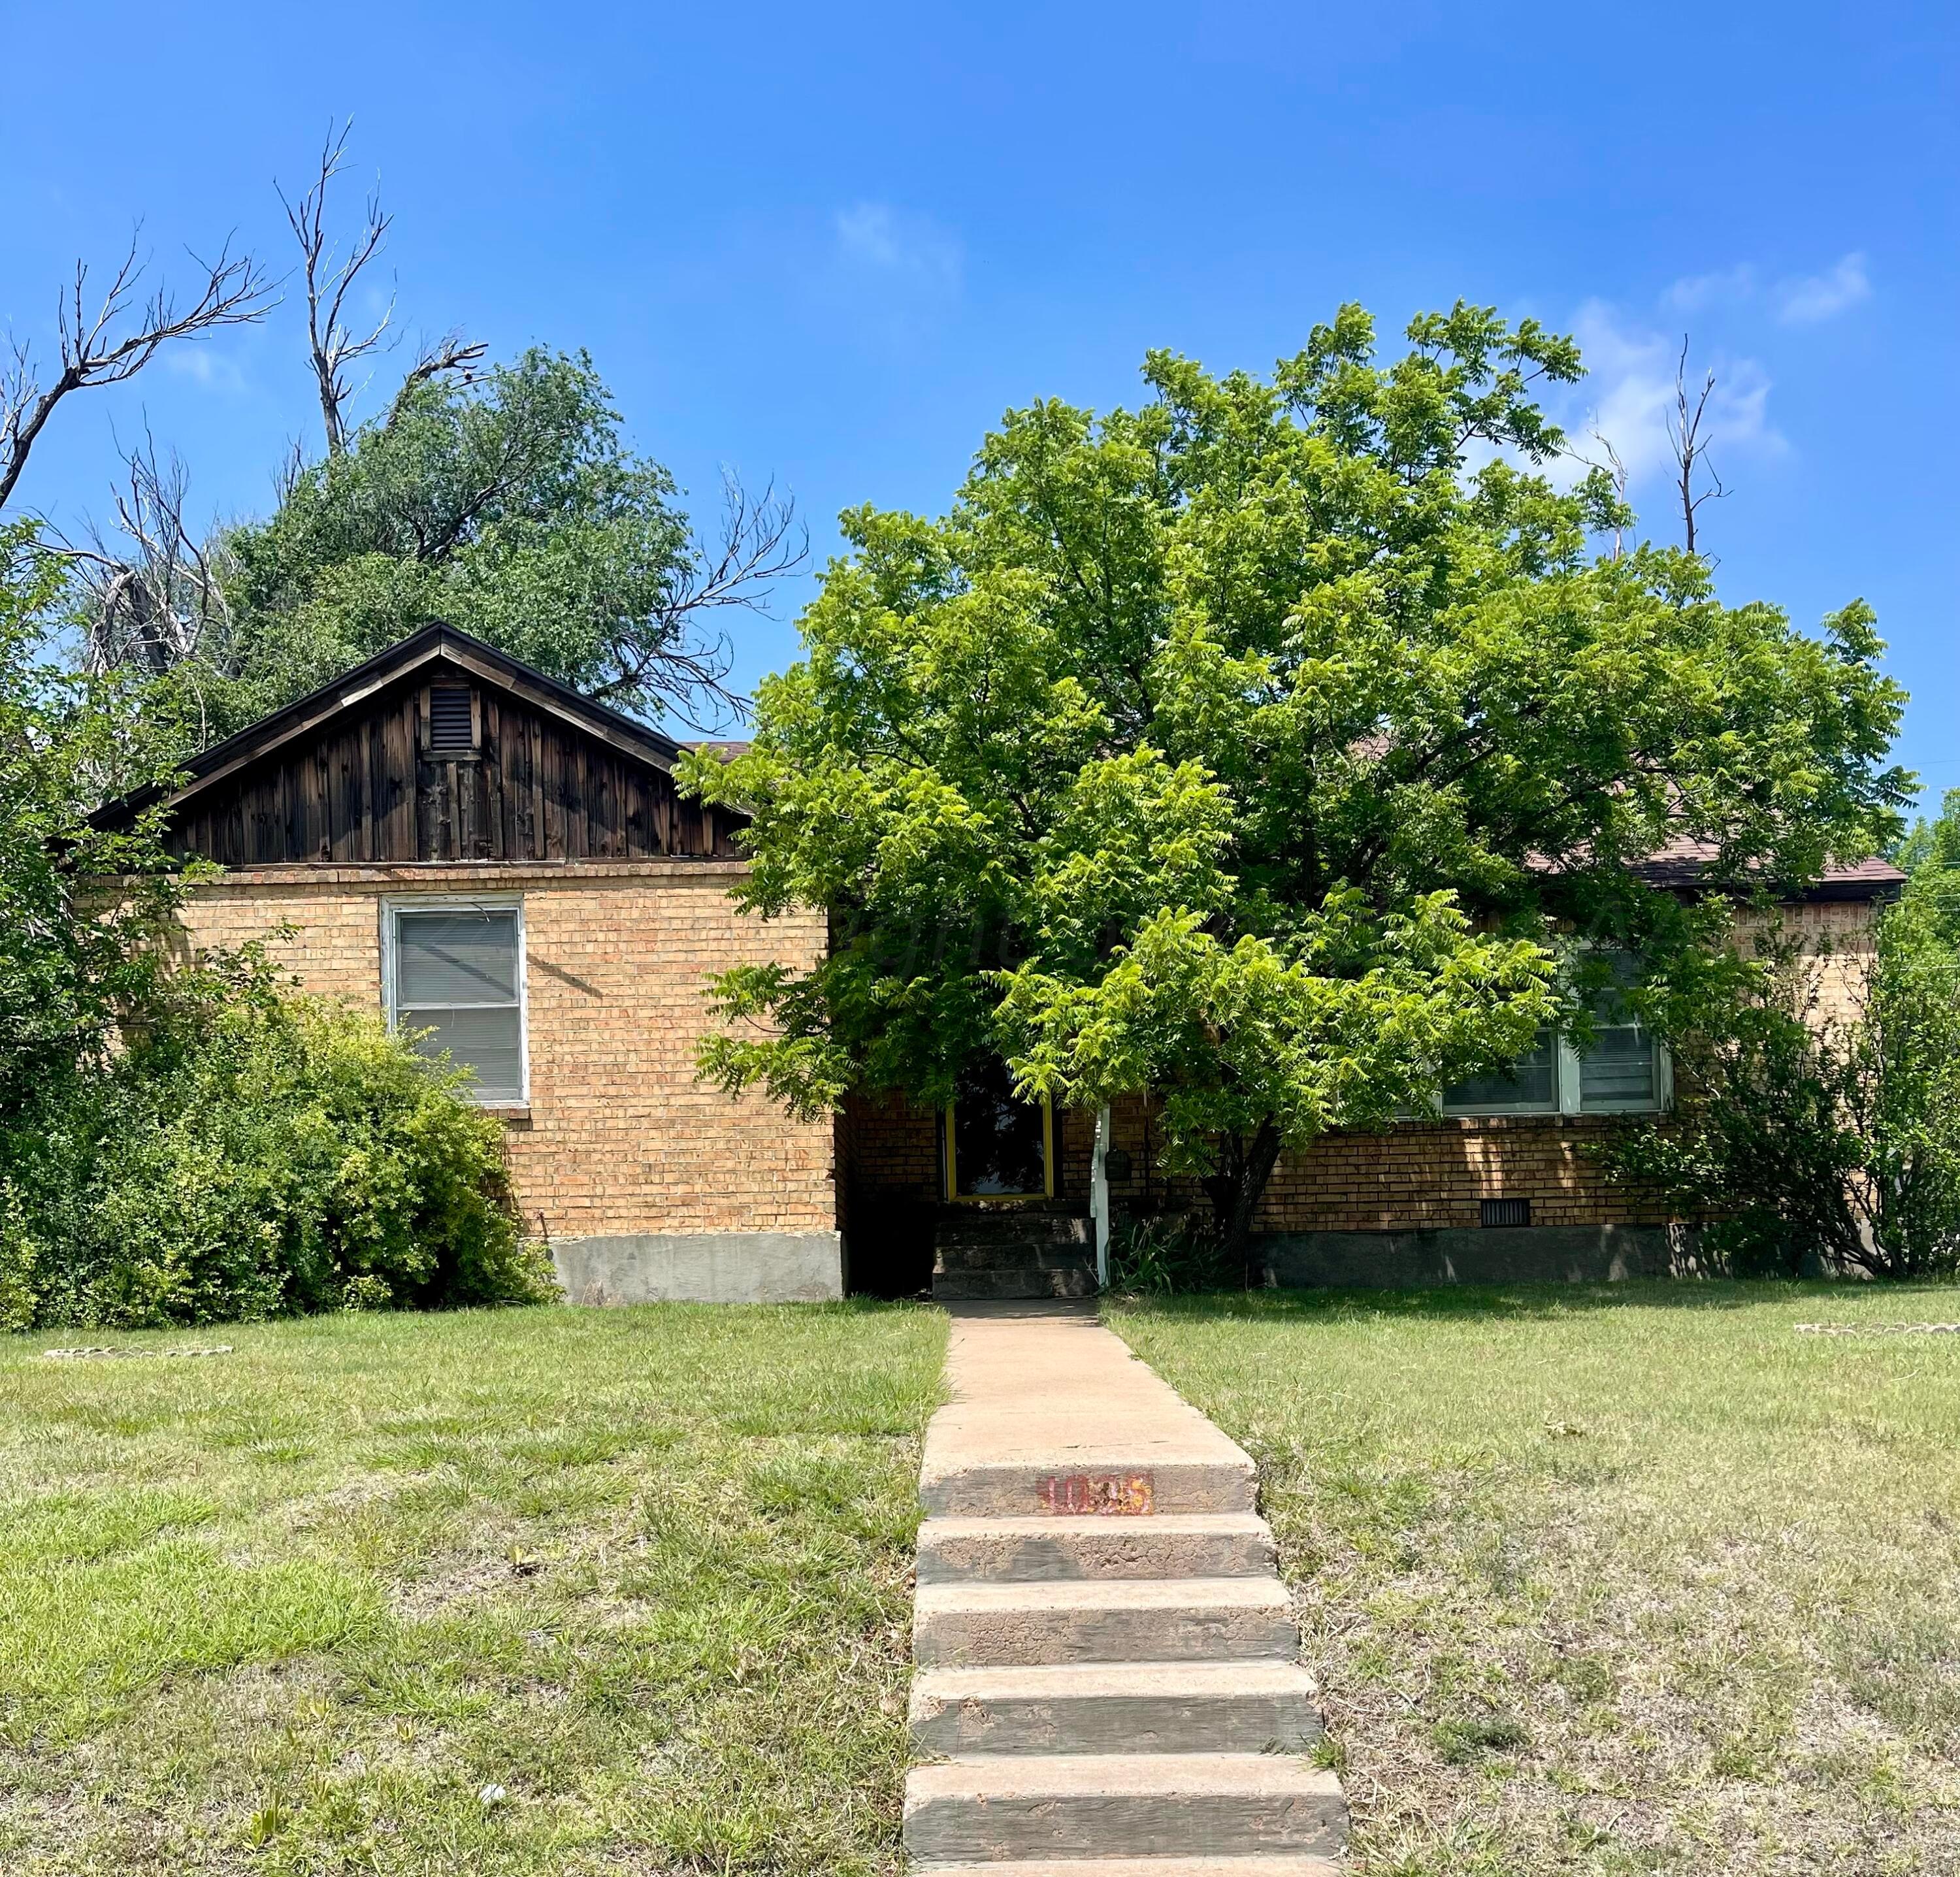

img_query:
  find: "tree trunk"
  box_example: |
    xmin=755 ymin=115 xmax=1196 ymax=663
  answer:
xmin=1205 ymin=1118 xmax=1286 ymax=1289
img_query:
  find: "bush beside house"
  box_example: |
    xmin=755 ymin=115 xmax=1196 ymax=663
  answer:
xmin=0 ymin=523 xmax=547 ymax=1331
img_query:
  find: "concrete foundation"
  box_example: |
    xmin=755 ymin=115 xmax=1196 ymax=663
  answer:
xmin=551 ymin=1230 xmax=845 ymax=1305
xmin=1258 ymin=1222 xmax=1695 ymax=1290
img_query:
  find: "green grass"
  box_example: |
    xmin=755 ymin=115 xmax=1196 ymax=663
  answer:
xmin=0 ymin=1301 xmax=945 ymax=1876
xmin=1109 ymin=1282 xmax=1960 ymax=1876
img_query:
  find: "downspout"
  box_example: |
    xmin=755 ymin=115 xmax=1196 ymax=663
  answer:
xmin=1090 ymin=1103 xmax=1112 ymax=1290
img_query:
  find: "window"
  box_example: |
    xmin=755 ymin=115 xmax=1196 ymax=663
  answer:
xmin=1574 ymin=956 xmax=1661 ymax=1113
xmin=945 ymin=1058 xmax=1054 ymax=1199
xmin=384 ymin=900 xmax=526 ymax=1103
xmin=1441 ymin=950 xmax=1667 ymax=1118
xmin=1441 ymin=1026 xmax=1560 ymax=1115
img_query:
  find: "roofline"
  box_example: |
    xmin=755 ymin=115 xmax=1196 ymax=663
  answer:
xmin=95 ymin=623 xmax=693 ymax=828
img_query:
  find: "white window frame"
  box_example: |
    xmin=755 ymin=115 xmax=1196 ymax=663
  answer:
xmin=380 ymin=892 xmax=529 ymax=1106
xmin=1441 ymin=948 xmax=1671 ymax=1120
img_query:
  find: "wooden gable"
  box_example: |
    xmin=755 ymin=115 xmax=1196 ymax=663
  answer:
xmin=118 ymin=627 xmax=744 ymax=868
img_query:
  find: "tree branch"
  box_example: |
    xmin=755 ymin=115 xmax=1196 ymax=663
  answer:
xmin=1667 ymin=335 xmax=1729 ymax=558
xmin=587 ymin=470 xmax=808 ymax=729
xmin=278 ymin=120 xmax=395 ymax=456
xmin=0 ymin=230 xmax=273 ymax=512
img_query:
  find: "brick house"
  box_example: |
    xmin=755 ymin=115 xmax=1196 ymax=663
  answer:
xmin=103 ymin=624 xmax=1904 ymax=1301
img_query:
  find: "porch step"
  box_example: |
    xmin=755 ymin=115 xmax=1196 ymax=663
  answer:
xmin=918 ymin=1512 xmax=1275 ymax=1584
xmin=934 ymin=1239 xmax=1097 ymax=1273
xmin=934 ymin=1265 xmax=1097 ymax=1301
xmin=936 ymin=1214 xmax=1091 ymax=1250
xmin=914 ymin=1576 xmax=1298 ymax=1668
xmin=932 ymin=1213 xmax=1096 ymax=1303
xmin=909 ymin=1659 xmax=1323 ymax=1756
xmin=919 ymin=1453 xmax=1257 ymax=1520
xmin=902 ymin=1754 xmax=1347 ymax=1867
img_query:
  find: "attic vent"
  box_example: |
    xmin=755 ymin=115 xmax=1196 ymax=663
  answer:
xmin=428 ymin=686 xmax=476 ymax=756
xmin=1480 ymin=1198 xmax=1531 ymax=1229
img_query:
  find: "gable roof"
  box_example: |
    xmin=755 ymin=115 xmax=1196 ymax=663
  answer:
xmin=96 ymin=622 xmax=695 ymax=830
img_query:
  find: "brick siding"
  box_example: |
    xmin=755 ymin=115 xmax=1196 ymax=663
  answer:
xmin=170 ymin=860 xmax=835 ymax=1243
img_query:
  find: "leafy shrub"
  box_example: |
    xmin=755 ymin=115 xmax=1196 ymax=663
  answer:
xmin=1605 ymin=899 xmax=1960 ymax=1279
xmin=1106 ymin=1214 xmax=1235 ymax=1295
xmin=0 ymin=952 xmax=556 ymax=1330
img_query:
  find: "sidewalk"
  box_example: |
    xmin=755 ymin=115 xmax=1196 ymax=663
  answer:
xmin=903 ymin=1300 xmax=1348 ymax=1874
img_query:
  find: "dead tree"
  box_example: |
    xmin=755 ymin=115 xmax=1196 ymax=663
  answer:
xmin=280 ymin=122 xmax=486 ymax=455
xmin=1565 ymin=426 xmax=1631 ymax=560
xmin=280 ymin=121 xmax=393 ymax=456
xmin=1668 ymin=336 xmax=1728 ymax=557
xmin=0 ymin=235 xmax=272 ymax=512
xmin=59 ymin=426 xmax=230 ymax=688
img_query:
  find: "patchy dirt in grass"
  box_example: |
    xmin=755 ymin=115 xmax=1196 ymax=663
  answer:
xmin=1113 ymin=1285 xmax=1960 ymax=1876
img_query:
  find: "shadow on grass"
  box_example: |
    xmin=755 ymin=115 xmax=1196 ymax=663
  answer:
xmin=1107 ymin=1276 xmax=1960 ymax=1325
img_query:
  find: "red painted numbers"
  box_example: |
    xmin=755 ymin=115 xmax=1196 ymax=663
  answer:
xmin=1037 ymin=1473 xmax=1154 ymax=1515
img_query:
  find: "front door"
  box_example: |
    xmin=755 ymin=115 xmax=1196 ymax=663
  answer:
xmin=946 ymin=1058 xmax=1053 ymax=1200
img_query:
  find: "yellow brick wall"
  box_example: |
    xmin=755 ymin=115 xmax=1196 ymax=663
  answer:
xmin=172 ymin=860 xmax=836 ymax=1242
xmin=851 ymin=896 xmax=1887 ymax=1237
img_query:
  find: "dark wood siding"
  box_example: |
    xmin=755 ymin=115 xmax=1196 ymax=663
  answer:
xmin=163 ymin=670 xmax=741 ymax=866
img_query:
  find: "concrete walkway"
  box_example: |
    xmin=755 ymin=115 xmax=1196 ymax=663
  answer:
xmin=904 ymin=1302 xmax=1347 ymax=1875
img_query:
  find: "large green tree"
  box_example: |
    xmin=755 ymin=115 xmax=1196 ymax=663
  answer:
xmin=683 ymin=304 xmax=1910 ymax=1265
xmin=90 ymin=348 xmax=799 ymax=743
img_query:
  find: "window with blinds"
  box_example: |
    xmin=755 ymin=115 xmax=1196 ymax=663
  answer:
xmin=1441 ymin=950 xmax=1665 ymax=1117
xmin=1441 ymin=1026 xmax=1560 ymax=1115
xmin=386 ymin=903 xmax=525 ymax=1102
xmin=1573 ymin=953 xmax=1659 ymax=1113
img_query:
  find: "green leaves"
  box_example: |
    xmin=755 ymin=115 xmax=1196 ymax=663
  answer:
xmin=169 ymin=350 xmax=719 ymax=738
xmin=683 ymin=304 xmax=1910 ymax=1246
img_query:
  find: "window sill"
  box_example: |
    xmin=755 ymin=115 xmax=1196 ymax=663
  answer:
xmin=477 ymin=1103 xmax=532 ymax=1122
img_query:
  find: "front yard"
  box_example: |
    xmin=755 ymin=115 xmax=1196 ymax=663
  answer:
xmin=1111 ymin=1282 xmax=1960 ymax=1875
xmin=0 ymin=1301 xmax=945 ymax=1876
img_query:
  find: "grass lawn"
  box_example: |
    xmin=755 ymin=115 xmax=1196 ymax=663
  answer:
xmin=0 ymin=1301 xmax=945 ymax=1877
xmin=1110 ymin=1282 xmax=1960 ymax=1877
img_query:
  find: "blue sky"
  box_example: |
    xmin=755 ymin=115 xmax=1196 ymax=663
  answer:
xmin=5 ymin=1 xmax=1955 ymax=806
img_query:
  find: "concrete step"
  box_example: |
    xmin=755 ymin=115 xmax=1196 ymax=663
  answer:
xmin=910 ymin=1659 xmax=1323 ymax=1757
xmin=919 ymin=1453 xmax=1256 ymax=1520
xmin=936 ymin=1214 xmax=1090 ymax=1249
xmin=913 ymin=1576 xmax=1298 ymax=1667
xmin=917 ymin=1860 xmax=1341 ymax=1877
xmin=934 ymin=1241 xmax=1097 ymax=1273
xmin=918 ymin=1512 xmax=1276 ymax=1584
xmin=903 ymin=1753 xmax=1347 ymax=1867
xmin=933 ymin=1265 xmax=1099 ymax=1301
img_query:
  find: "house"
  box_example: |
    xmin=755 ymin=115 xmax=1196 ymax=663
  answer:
xmin=99 ymin=624 xmax=1905 ymax=1302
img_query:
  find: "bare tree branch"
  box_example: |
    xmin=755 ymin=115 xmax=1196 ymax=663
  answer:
xmin=1560 ymin=425 xmax=1633 ymax=561
xmin=55 ymin=424 xmax=231 ymax=700
xmin=0 ymin=231 xmax=274 ymax=512
xmin=386 ymin=330 xmax=489 ymax=428
xmin=278 ymin=120 xmax=395 ymax=456
xmin=1668 ymin=335 xmax=1729 ymax=557
xmin=589 ymin=472 xmax=809 ymax=730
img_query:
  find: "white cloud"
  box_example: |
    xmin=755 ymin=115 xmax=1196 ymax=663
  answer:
xmin=1561 ymin=299 xmax=1781 ymax=489
xmin=1774 ymin=251 xmax=1870 ymax=325
xmin=832 ymin=202 xmax=962 ymax=295
xmin=163 ymin=344 xmax=246 ymax=392
xmin=1662 ymin=263 xmax=1756 ymax=314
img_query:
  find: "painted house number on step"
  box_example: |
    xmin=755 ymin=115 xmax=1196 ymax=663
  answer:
xmin=1037 ymin=1473 xmax=1154 ymax=1515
